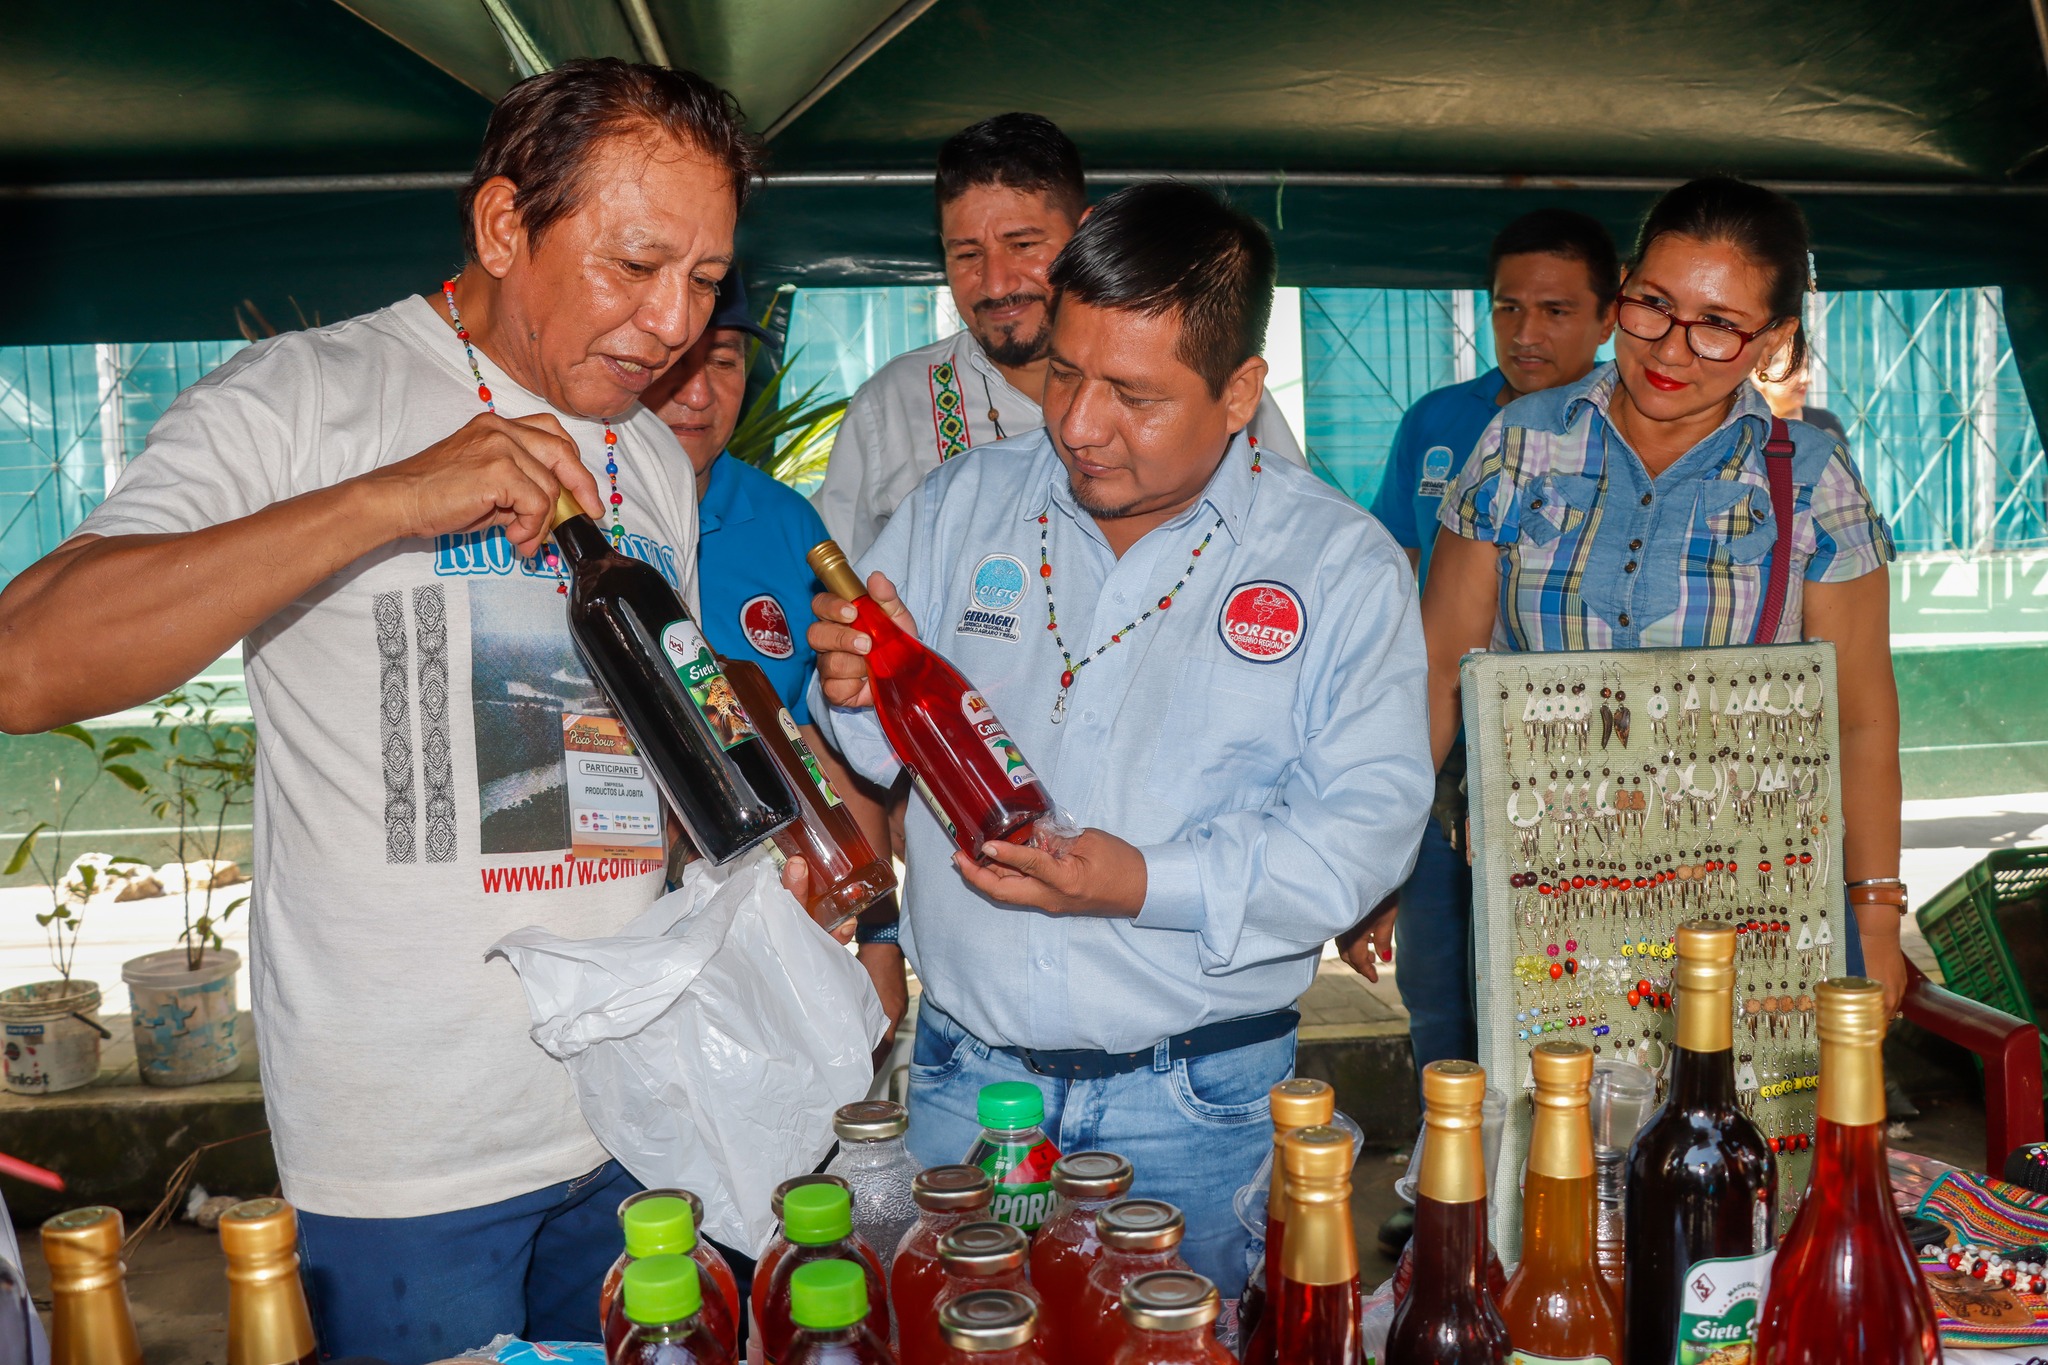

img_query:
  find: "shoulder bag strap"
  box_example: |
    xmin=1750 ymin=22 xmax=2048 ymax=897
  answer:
xmin=1753 ymin=416 xmax=1798 ymax=644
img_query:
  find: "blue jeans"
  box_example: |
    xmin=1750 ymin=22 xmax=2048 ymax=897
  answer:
xmin=1393 ymin=818 xmax=1477 ymax=1090
xmin=298 ymin=1160 xmax=641 ymax=1362
xmin=906 ymin=1003 xmax=1291 ymax=1298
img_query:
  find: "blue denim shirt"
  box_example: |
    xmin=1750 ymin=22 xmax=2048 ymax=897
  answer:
xmin=810 ymin=428 xmax=1434 ymax=1052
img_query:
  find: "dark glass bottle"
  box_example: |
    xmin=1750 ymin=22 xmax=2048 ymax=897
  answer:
xmin=808 ymin=540 xmax=1053 ymax=860
xmin=1754 ymin=978 xmax=1940 ymax=1365
xmin=1240 ymin=1078 xmax=1337 ymax=1365
xmin=219 ymin=1198 xmax=320 ymax=1365
xmin=1384 ymin=1062 xmax=1509 ymax=1365
xmin=724 ymin=660 xmax=896 ymax=930
xmin=1623 ymin=920 xmax=1777 ymax=1365
xmin=550 ymin=492 xmax=797 ymax=863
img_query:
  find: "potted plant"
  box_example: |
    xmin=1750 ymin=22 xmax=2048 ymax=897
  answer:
xmin=2 ymin=725 xmax=152 ymax=1094
xmin=123 ymin=683 xmax=254 ymax=1086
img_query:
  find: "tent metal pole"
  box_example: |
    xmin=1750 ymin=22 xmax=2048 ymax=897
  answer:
xmin=760 ymin=0 xmax=945 ymax=140
xmin=616 ymin=0 xmax=672 ymax=67
xmin=8 ymin=169 xmax=2048 ymax=199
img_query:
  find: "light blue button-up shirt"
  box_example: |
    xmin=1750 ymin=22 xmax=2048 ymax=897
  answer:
xmin=810 ymin=428 xmax=1434 ymax=1053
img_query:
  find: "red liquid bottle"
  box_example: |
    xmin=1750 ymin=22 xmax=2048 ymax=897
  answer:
xmin=761 ymin=1183 xmax=890 ymax=1364
xmin=603 ymin=1194 xmax=737 ymax=1359
xmin=783 ymin=1260 xmax=897 ymax=1365
xmin=1110 ymin=1271 xmax=1234 ymax=1365
xmin=754 ymin=1175 xmax=855 ymax=1358
xmin=1030 ymin=1152 xmax=1134 ymax=1363
xmin=611 ymin=1254 xmax=735 ymax=1365
xmin=1384 ymin=1062 xmax=1508 ymax=1365
xmin=808 ymin=540 xmax=1053 ymax=859
xmin=935 ymin=1289 xmax=1047 ymax=1365
xmin=1498 ymin=1043 xmax=1621 ymax=1365
xmin=1271 ymin=1126 xmax=1368 ymax=1365
xmin=903 ymin=1223 xmax=1039 ymax=1365
xmin=1239 ymin=1078 xmax=1337 ymax=1365
xmin=894 ymin=1166 xmax=996 ymax=1363
xmin=1754 ymin=977 xmax=1941 ymax=1365
xmin=1071 ymin=1200 xmax=1190 ymax=1365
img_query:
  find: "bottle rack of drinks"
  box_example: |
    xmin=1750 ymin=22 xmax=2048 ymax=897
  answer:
xmin=1460 ymin=641 xmax=1846 ymax=1254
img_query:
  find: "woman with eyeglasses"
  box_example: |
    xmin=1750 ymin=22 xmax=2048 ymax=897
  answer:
xmin=1420 ymin=175 xmax=1908 ymax=1014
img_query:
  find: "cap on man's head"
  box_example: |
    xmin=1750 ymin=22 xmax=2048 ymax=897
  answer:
xmin=707 ymin=272 xmax=777 ymax=352
xmin=1047 ymin=181 xmax=1275 ymax=397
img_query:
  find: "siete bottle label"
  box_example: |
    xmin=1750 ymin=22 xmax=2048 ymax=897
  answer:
xmin=1510 ymin=1353 xmax=1611 ymax=1365
xmin=1674 ymin=1249 xmax=1776 ymax=1364
xmin=660 ymin=619 xmax=757 ymax=751
xmin=961 ymin=690 xmax=1036 ymax=787
xmin=778 ymin=709 xmax=844 ymax=806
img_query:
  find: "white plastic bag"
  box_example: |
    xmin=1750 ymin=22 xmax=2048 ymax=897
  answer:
xmin=491 ymin=850 xmax=888 ymax=1253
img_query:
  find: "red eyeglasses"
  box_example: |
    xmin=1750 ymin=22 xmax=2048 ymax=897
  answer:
xmin=1614 ymin=293 xmax=1781 ymax=363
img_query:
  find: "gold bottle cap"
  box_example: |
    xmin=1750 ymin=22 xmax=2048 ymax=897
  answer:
xmin=1269 ymin=1077 xmax=1336 ymax=1130
xmin=1096 ymin=1199 xmax=1185 ymax=1251
xmin=912 ymin=1164 xmax=994 ymax=1212
xmin=807 ymin=539 xmax=866 ymax=602
xmin=548 ymin=488 xmax=586 ymax=534
xmin=1281 ymin=1124 xmax=1354 ymax=1181
xmin=1120 ymin=1270 xmax=1221 ymax=1333
xmin=939 ymin=1289 xmax=1038 ymax=1352
xmin=1816 ymin=976 xmax=1888 ymax=1047
xmin=1421 ymin=1058 xmax=1488 ymax=1113
xmin=42 ymin=1205 xmax=123 ymax=1260
xmin=1673 ymin=919 xmax=1737 ymax=992
xmin=1530 ymin=1040 xmax=1594 ymax=1090
xmin=219 ymin=1198 xmax=297 ymax=1258
xmin=833 ymin=1099 xmax=908 ymax=1143
xmin=1050 ymin=1152 xmax=1134 ymax=1200
xmin=937 ymin=1221 xmax=1029 ymax=1274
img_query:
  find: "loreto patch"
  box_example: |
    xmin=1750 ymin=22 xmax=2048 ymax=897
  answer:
xmin=1218 ymin=580 xmax=1305 ymax=663
xmin=957 ymin=553 xmax=1026 ymax=642
xmin=738 ymin=594 xmax=795 ymax=659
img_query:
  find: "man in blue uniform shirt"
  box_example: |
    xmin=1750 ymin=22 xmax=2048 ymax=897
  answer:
xmin=641 ymin=277 xmax=909 ymax=1048
xmin=1352 ymin=207 xmax=1616 ymax=1250
xmin=809 ymin=184 xmax=1433 ymax=1295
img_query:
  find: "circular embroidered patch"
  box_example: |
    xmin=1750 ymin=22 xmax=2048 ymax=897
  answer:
xmin=971 ymin=553 xmax=1027 ymax=611
xmin=1217 ymin=580 xmax=1305 ymax=663
xmin=739 ymin=593 xmax=795 ymax=659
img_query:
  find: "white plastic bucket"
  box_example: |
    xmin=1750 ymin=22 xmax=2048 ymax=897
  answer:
xmin=122 ymin=948 xmax=242 ymax=1087
xmin=0 ymin=980 xmax=104 ymax=1095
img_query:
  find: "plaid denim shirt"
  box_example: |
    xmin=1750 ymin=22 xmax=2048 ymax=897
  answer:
xmin=1439 ymin=363 xmax=1895 ymax=652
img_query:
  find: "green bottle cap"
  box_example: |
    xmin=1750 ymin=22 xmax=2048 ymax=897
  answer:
xmin=789 ymin=1259 xmax=868 ymax=1331
xmin=976 ymin=1081 xmax=1046 ymax=1131
xmin=622 ymin=1195 xmax=697 ymax=1258
xmin=782 ymin=1181 xmax=854 ymax=1245
xmin=622 ymin=1254 xmax=701 ymax=1325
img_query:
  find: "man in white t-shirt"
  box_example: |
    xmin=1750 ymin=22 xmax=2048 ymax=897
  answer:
xmin=0 ymin=59 xmax=762 ymax=1357
xmin=812 ymin=113 xmax=1305 ymax=559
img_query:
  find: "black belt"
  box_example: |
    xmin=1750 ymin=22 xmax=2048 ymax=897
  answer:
xmin=996 ymin=1008 xmax=1300 ymax=1082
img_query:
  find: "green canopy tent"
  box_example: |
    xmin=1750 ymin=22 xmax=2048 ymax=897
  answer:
xmin=4 ymin=0 xmax=2047 ymax=417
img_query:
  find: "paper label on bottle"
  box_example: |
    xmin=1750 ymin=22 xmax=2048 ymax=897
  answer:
xmin=1509 ymin=1354 xmax=1611 ymax=1365
xmin=561 ymin=713 xmax=663 ymax=861
xmin=961 ymin=690 xmax=1036 ymax=788
xmin=778 ymin=709 xmax=843 ymax=807
xmin=912 ymin=771 xmax=958 ymax=841
xmin=1673 ymin=1249 xmax=1775 ymax=1364
xmin=659 ymin=618 xmax=757 ymax=751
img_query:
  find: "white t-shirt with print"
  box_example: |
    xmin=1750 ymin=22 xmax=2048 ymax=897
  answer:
xmin=77 ymin=294 xmax=699 ymax=1219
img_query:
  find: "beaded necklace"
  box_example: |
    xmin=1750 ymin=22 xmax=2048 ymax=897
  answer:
xmin=1039 ymin=437 xmax=1261 ymax=724
xmin=441 ymin=277 xmax=624 ymax=593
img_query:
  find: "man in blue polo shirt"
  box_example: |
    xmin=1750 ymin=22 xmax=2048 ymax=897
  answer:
xmin=1352 ymin=207 xmax=1617 ymax=1253
xmin=641 ymin=277 xmax=908 ymax=1048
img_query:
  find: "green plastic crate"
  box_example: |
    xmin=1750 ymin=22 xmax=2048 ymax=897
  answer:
xmin=1916 ymin=847 xmax=2048 ymax=1076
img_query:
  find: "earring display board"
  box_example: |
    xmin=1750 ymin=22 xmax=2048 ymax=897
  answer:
xmin=1460 ymin=642 xmax=1845 ymax=1256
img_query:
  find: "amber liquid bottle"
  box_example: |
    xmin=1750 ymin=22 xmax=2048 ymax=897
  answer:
xmin=1499 ymin=1043 xmax=1621 ymax=1364
xmin=894 ymin=1166 xmax=996 ymax=1361
xmin=1239 ymin=1077 xmax=1336 ymax=1365
xmin=1754 ymin=977 xmax=1941 ymax=1365
xmin=808 ymin=540 xmax=1053 ymax=860
xmin=1111 ymin=1271 xmax=1234 ymax=1365
xmin=1623 ymin=920 xmax=1777 ymax=1365
xmin=550 ymin=492 xmax=797 ymax=864
xmin=1385 ymin=1062 xmax=1510 ymax=1365
xmin=219 ymin=1198 xmax=319 ymax=1365
xmin=1030 ymin=1152 xmax=1134 ymax=1363
xmin=723 ymin=659 xmax=895 ymax=930
xmin=1272 ymin=1125 xmax=1366 ymax=1365
xmin=42 ymin=1206 xmax=143 ymax=1365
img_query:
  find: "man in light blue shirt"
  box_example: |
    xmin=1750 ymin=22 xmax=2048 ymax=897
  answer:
xmin=810 ymin=184 xmax=1433 ymax=1294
